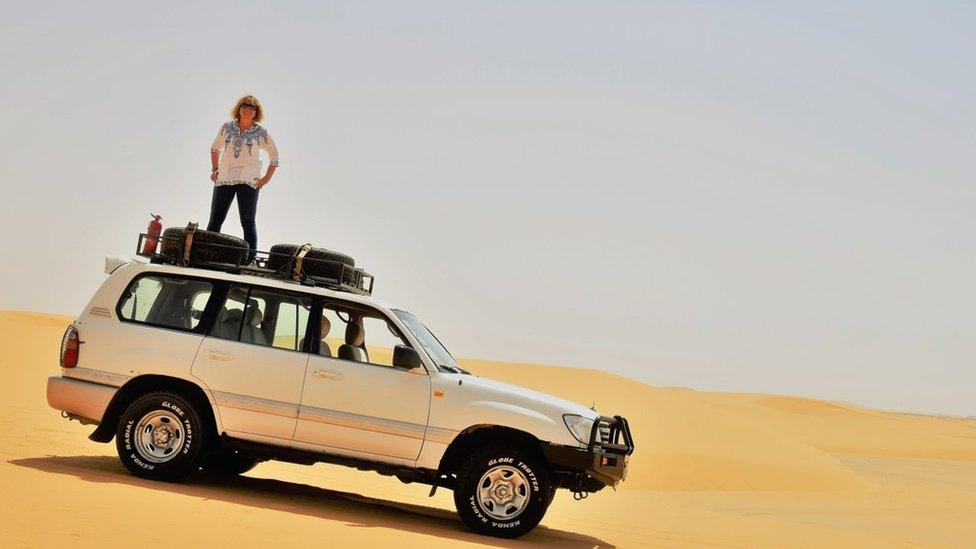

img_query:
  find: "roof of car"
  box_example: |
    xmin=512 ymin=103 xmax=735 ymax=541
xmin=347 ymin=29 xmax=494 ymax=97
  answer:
xmin=127 ymin=257 xmax=404 ymax=313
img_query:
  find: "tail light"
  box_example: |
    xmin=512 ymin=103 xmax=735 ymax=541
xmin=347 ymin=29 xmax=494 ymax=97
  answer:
xmin=60 ymin=325 xmax=80 ymax=368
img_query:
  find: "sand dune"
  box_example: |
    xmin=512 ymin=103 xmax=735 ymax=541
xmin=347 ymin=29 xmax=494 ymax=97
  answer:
xmin=1 ymin=310 xmax=975 ymax=547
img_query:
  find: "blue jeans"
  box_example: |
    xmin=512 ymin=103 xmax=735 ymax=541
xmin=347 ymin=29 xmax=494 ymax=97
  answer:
xmin=207 ymin=184 xmax=259 ymax=261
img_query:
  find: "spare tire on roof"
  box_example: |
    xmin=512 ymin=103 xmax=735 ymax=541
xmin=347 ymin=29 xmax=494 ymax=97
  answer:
xmin=159 ymin=226 xmax=248 ymax=266
xmin=267 ymin=243 xmax=356 ymax=284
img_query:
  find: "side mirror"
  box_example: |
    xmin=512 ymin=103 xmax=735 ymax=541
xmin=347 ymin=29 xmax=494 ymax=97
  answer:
xmin=393 ymin=344 xmax=423 ymax=370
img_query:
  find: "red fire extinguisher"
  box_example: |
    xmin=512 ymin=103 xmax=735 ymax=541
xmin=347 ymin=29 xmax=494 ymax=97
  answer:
xmin=142 ymin=213 xmax=163 ymax=256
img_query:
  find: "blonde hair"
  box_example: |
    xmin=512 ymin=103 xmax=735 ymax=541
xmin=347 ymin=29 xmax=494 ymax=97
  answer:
xmin=231 ymin=95 xmax=264 ymax=123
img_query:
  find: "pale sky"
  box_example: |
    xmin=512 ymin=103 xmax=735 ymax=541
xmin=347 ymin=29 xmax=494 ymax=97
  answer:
xmin=1 ymin=2 xmax=973 ymax=416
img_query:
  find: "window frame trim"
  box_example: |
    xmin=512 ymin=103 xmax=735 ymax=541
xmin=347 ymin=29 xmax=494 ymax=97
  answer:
xmin=208 ymin=282 xmax=317 ymax=355
xmin=115 ymin=272 xmax=220 ymax=334
xmin=391 ymin=308 xmax=461 ymax=373
xmin=313 ymin=296 xmax=424 ymax=372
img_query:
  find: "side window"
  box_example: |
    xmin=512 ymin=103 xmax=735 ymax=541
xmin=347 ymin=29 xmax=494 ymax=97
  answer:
xmin=309 ymin=308 xmax=345 ymax=358
xmin=321 ymin=302 xmax=409 ymax=368
xmin=188 ymin=291 xmax=210 ymax=328
xmin=119 ymin=277 xmax=161 ymax=322
xmin=212 ymin=286 xmax=249 ymax=341
xmin=272 ymin=297 xmax=311 ymax=351
xmin=211 ymin=285 xmax=310 ymax=352
xmin=118 ymin=275 xmax=214 ymax=331
xmin=360 ymin=315 xmax=409 ymax=367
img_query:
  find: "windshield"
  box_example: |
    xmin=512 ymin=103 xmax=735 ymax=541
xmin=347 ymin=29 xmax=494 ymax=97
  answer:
xmin=392 ymin=310 xmax=468 ymax=374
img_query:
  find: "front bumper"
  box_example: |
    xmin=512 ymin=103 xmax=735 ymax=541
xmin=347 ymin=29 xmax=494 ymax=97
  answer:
xmin=47 ymin=376 xmax=117 ymax=424
xmin=542 ymin=415 xmax=635 ymax=489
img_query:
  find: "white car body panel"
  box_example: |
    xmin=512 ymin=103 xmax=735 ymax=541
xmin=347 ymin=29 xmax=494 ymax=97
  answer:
xmin=63 ymin=263 xmax=212 ymax=400
xmin=52 ymin=258 xmax=606 ymax=471
xmin=191 ymin=336 xmax=309 ymax=440
xmin=294 ymin=354 xmax=431 ymax=460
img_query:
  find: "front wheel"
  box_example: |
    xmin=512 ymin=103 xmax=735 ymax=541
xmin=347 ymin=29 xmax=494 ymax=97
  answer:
xmin=453 ymin=446 xmax=552 ymax=539
xmin=115 ymin=392 xmax=205 ymax=481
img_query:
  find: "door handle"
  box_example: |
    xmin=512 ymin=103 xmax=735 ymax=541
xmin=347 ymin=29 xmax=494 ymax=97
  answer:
xmin=206 ymin=350 xmax=233 ymax=361
xmin=313 ymin=369 xmax=343 ymax=381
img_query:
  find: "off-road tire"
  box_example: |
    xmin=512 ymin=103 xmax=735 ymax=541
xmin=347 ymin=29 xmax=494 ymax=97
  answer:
xmin=267 ymin=243 xmax=356 ymax=284
xmin=199 ymin=450 xmax=262 ymax=476
xmin=544 ymin=484 xmax=558 ymax=508
xmin=159 ymin=227 xmax=248 ymax=266
xmin=453 ymin=446 xmax=552 ymax=539
xmin=115 ymin=392 xmax=205 ymax=482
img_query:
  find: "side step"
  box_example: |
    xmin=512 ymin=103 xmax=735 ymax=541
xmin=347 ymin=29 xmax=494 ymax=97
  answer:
xmin=218 ymin=435 xmax=439 ymax=485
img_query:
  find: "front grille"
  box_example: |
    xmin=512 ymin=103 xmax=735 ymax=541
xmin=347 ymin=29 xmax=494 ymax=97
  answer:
xmin=598 ymin=423 xmax=611 ymax=444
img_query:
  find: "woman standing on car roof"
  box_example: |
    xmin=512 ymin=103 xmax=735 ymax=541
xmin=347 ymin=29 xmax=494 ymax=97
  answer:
xmin=208 ymin=94 xmax=279 ymax=262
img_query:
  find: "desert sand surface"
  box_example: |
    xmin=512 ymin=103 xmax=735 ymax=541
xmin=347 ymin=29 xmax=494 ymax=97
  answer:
xmin=2 ymin=310 xmax=975 ymax=548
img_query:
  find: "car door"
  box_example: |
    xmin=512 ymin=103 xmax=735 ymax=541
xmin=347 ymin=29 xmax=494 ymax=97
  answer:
xmin=293 ymin=300 xmax=431 ymax=460
xmin=191 ymin=284 xmax=313 ymax=441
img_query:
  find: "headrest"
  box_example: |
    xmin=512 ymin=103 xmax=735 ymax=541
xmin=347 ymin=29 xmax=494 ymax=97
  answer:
xmin=244 ymin=300 xmax=262 ymax=326
xmin=224 ymin=309 xmax=243 ymax=323
xmin=345 ymin=321 xmax=364 ymax=346
xmin=320 ymin=315 xmax=332 ymax=338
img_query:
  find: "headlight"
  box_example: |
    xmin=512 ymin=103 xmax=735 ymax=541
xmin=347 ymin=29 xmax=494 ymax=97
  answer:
xmin=563 ymin=414 xmax=594 ymax=444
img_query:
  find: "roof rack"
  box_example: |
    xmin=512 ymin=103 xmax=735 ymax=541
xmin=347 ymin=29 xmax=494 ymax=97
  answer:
xmin=135 ymin=232 xmax=375 ymax=296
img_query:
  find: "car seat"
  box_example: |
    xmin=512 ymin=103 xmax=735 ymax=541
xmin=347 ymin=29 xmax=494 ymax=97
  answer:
xmin=299 ymin=316 xmax=333 ymax=356
xmin=215 ymin=309 xmax=243 ymax=340
xmin=242 ymin=305 xmax=267 ymax=345
xmin=337 ymin=321 xmax=367 ymax=362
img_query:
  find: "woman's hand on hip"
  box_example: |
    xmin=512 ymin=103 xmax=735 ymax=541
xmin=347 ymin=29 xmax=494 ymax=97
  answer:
xmin=210 ymin=171 xmax=218 ymax=183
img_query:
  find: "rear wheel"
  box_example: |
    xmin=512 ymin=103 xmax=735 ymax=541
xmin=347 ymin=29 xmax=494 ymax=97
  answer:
xmin=115 ymin=392 xmax=205 ymax=481
xmin=544 ymin=484 xmax=557 ymax=507
xmin=453 ymin=446 xmax=552 ymax=539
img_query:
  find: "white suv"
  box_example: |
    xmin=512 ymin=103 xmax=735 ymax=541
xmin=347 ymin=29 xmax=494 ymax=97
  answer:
xmin=48 ymin=254 xmax=633 ymax=538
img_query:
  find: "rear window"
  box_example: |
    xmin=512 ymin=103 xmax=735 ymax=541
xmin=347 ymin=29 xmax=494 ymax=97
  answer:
xmin=118 ymin=274 xmax=214 ymax=331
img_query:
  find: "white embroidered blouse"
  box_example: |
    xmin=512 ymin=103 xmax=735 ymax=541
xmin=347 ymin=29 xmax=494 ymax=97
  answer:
xmin=210 ymin=121 xmax=279 ymax=188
